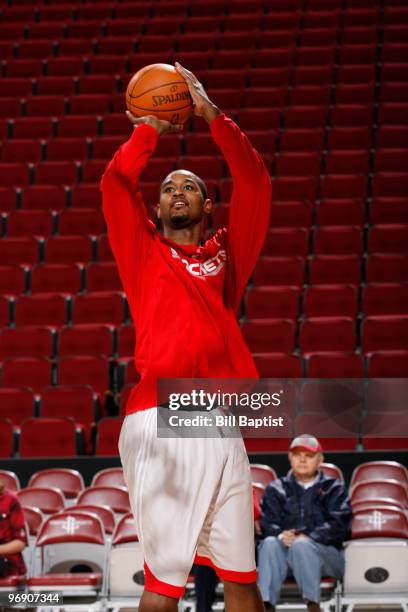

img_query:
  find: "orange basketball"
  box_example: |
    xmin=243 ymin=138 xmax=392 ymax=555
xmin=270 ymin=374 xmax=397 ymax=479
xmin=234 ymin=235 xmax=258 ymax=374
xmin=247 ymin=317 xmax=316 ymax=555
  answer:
xmin=126 ymin=63 xmax=193 ymax=124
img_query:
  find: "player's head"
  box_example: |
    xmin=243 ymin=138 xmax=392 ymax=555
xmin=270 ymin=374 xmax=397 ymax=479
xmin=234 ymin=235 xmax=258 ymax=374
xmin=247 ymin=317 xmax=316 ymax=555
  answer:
xmin=157 ymin=170 xmax=212 ymax=229
xmin=288 ymin=434 xmax=323 ymax=481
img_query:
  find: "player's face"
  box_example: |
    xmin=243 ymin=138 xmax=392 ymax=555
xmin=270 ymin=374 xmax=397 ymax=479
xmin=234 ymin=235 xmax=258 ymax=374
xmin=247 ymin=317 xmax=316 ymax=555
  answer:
xmin=157 ymin=171 xmax=212 ymax=229
xmin=289 ymin=450 xmax=323 ymax=481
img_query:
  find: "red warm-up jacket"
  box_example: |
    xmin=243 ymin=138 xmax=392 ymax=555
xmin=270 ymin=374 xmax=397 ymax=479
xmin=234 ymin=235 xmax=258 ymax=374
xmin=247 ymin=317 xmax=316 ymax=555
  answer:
xmin=101 ymin=114 xmax=272 ymax=414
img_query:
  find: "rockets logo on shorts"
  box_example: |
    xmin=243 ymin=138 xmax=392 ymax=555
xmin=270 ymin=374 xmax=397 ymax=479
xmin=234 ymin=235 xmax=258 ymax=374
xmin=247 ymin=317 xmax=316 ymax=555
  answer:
xmin=170 ymin=248 xmax=227 ymax=277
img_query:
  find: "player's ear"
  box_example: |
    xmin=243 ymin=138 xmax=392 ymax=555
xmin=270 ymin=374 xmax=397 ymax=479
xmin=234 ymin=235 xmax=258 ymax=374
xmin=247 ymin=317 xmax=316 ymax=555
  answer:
xmin=156 ymin=203 xmax=161 ymax=219
xmin=203 ymin=198 xmax=212 ymax=215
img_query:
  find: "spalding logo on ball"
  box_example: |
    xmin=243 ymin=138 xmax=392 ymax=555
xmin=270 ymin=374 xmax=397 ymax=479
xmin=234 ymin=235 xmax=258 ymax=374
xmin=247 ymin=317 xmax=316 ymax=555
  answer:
xmin=126 ymin=63 xmax=193 ymax=124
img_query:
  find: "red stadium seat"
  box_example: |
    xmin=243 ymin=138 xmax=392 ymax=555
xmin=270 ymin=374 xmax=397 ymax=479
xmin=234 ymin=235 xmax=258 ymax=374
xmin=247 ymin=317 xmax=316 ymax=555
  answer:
xmin=0 ymin=163 xmax=30 ymax=187
xmin=252 ymin=353 xmax=302 ymax=378
xmin=337 ymin=65 xmax=375 ymax=85
xmin=25 ymin=97 xmax=65 ymax=118
xmin=313 ymin=226 xmax=363 ymax=255
xmin=46 ymin=139 xmax=88 ymax=162
xmin=316 ymin=199 xmax=364 ymax=226
xmin=245 ymin=286 xmax=299 ymax=320
xmin=71 ymin=292 xmax=125 ymax=325
xmin=350 ymin=461 xmax=408 ymax=489
xmin=77 ymin=75 xmax=118 ymax=95
xmin=70 ymin=184 xmax=101 ymax=209
xmin=14 ymin=294 xmax=68 ymax=326
xmin=363 ymin=283 xmax=408 ymax=315
xmin=0 ymin=388 xmax=34 ymax=428
xmin=0 ymin=187 xmax=17 ymax=211
xmin=335 ymin=83 xmax=374 ymax=104
xmin=361 ymin=315 xmax=408 ymax=353
xmin=92 ymin=137 xmax=127 ymax=161
xmin=85 ymin=262 xmax=122 ymax=292
xmin=327 ymin=127 xmax=371 ymax=150
xmin=306 ymin=353 xmax=364 ymax=378
xmin=280 ymin=128 xmax=324 ymax=152
xmin=1 ymin=140 xmax=42 ymax=163
xmin=57 ymin=115 xmax=99 ymax=137
xmin=253 ymin=257 xmax=305 ymax=287
xmin=28 ymin=469 xmax=84 ymax=500
xmin=0 ymin=418 xmax=14 ymax=458
xmin=58 ymin=209 xmax=105 ymax=236
xmin=370 ymin=198 xmax=408 ymax=224
xmin=20 ymin=417 xmax=78 ymax=457
xmin=27 ymin=510 xmax=104 ymax=595
xmin=320 ymin=175 xmax=367 ymax=200
xmin=294 ymin=413 xmax=358 ymax=451
xmin=291 ymin=84 xmax=331 ymax=106
xmin=6 ymin=210 xmax=54 ymax=239
xmin=17 ymin=487 xmax=65 ymax=515
xmin=97 ymin=234 xmax=114 ymax=261
xmin=57 ymin=355 xmax=111 ymax=397
xmin=285 ymin=106 xmax=328 ymax=129
xmin=0 ymin=265 xmax=26 ymax=294
xmin=5 ymin=59 xmax=44 ymax=78
xmin=0 ymin=327 xmax=54 ymax=359
xmin=236 ymin=108 xmax=280 ymax=131
xmin=95 ymin=418 xmax=123 ymax=456
xmin=377 ymin=126 xmax=408 ymax=148
xmin=0 ymin=470 xmax=20 ymax=492
xmin=2 ymin=358 xmax=52 ymax=393
xmin=304 ymin=285 xmax=358 ymax=317
xmin=325 ymin=151 xmax=369 ymax=174
xmin=82 ymin=160 xmax=109 ymax=184
xmin=0 ymin=237 xmax=39 ymax=265
xmin=273 ymin=177 xmax=317 ymax=202
xmin=78 ymin=485 xmax=130 ymax=514
xmin=262 ymin=228 xmax=309 ymax=257
xmin=12 ymin=118 xmax=54 ymax=139
xmin=34 ymin=162 xmax=78 ymax=186
xmin=368 ymin=224 xmax=408 ymax=253
xmin=91 ymin=467 xmax=126 ymax=489
xmin=351 ymin=479 xmax=408 ymax=508
xmin=70 ymin=504 xmax=115 ymax=535
xmin=269 ymin=201 xmax=313 ymax=228
xmin=320 ymin=463 xmax=344 ymax=482
xmin=47 ymin=58 xmax=84 ymax=78
xmin=35 ymin=77 xmax=74 ymax=96
xmin=249 ymin=67 xmax=291 ymax=88
xmin=372 ymin=173 xmax=408 ymax=198
xmin=58 ymin=324 xmax=113 ymax=357
xmin=40 ymin=385 xmax=97 ymax=450
xmin=31 ymin=264 xmax=82 ymax=294
xmin=117 ymin=325 xmax=135 ymax=358
xmin=21 ymin=186 xmax=66 ymax=211
xmin=275 ymin=152 xmax=321 ymax=177
xmin=241 ymin=319 xmax=295 ymax=353
xmin=0 ymin=296 xmax=11 ymax=327
xmin=339 ymin=43 xmax=377 ymax=65
xmin=367 ymin=350 xmax=408 ymax=377
xmin=250 ymin=464 xmax=277 ymax=486
xmin=300 ymin=317 xmax=356 ymax=353
xmin=44 ymin=236 xmax=94 ymax=264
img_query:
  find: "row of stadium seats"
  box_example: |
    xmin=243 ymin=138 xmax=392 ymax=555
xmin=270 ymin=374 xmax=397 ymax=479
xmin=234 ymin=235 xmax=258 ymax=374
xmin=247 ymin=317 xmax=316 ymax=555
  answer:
xmin=1 ymin=283 xmax=407 ymax=324
xmin=0 ymin=462 xmax=405 ymax=608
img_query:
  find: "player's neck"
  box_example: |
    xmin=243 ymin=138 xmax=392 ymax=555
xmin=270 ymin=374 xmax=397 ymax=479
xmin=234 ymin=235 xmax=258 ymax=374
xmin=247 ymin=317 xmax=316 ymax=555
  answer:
xmin=162 ymin=225 xmax=201 ymax=246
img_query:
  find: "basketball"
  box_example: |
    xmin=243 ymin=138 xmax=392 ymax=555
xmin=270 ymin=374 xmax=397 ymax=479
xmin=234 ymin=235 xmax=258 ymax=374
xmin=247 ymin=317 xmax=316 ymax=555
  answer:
xmin=126 ymin=63 xmax=193 ymax=124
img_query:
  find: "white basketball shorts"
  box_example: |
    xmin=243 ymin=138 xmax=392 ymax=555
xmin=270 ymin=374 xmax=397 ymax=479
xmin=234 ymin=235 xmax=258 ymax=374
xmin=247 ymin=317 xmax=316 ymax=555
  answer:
xmin=119 ymin=407 xmax=256 ymax=599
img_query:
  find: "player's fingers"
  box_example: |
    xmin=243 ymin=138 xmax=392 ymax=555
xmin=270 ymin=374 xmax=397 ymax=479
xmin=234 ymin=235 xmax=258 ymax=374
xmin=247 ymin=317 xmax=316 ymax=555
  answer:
xmin=175 ymin=62 xmax=196 ymax=84
xmin=167 ymin=123 xmax=183 ymax=133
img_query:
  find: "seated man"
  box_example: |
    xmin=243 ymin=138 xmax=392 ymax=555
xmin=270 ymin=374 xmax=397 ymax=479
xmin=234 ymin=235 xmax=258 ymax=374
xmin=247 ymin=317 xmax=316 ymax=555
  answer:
xmin=0 ymin=480 xmax=27 ymax=578
xmin=257 ymin=434 xmax=352 ymax=612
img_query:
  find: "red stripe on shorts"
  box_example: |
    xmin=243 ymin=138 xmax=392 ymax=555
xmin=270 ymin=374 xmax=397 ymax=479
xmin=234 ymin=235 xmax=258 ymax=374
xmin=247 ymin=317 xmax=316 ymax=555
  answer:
xmin=143 ymin=561 xmax=185 ymax=599
xmin=194 ymin=554 xmax=257 ymax=583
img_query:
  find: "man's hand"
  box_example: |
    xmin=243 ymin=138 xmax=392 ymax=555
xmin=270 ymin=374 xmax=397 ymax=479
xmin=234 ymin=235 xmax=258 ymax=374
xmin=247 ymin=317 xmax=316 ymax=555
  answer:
xmin=125 ymin=111 xmax=183 ymax=136
xmin=175 ymin=62 xmax=220 ymax=124
xmin=280 ymin=529 xmax=297 ymax=548
xmin=281 ymin=530 xmax=310 ymax=548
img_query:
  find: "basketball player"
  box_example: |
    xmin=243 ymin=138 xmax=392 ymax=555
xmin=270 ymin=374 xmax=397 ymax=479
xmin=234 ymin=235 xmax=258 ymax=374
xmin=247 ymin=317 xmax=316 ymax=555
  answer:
xmin=101 ymin=63 xmax=271 ymax=612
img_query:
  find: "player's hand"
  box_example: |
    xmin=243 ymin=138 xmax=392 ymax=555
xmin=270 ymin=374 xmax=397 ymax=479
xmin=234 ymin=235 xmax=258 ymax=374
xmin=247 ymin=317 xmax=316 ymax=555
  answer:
xmin=125 ymin=111 xmax=183 ymax=136
xmin=175 ymin=62 xmax=220 ymax=124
